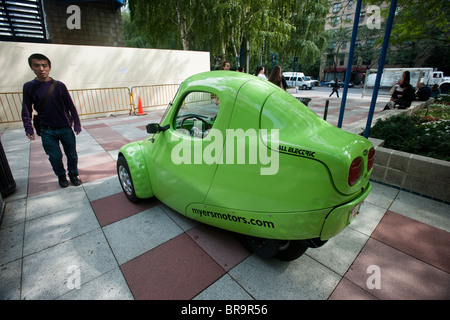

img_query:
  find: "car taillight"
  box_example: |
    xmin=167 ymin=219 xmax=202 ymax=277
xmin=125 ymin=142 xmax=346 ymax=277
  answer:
xmin=367 ymin=147 xmax=375 ymax=172
xmin=348 ymin=157 xmax=362 ymax=186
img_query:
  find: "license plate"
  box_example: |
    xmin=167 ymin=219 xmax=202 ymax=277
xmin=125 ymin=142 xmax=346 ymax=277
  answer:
xmin=348 ymin=203 xmax=361 ymax=224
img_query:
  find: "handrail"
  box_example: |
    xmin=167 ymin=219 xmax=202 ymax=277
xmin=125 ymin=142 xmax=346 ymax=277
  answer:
xmin=0 ymin=84 xmax=181 ymax=124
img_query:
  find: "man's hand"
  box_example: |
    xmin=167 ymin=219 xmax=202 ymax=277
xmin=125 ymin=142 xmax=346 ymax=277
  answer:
xmin=27 ymin=133 xmax=35 ymax=140
xmin=75 ymin=131 xmax=81 ymax=135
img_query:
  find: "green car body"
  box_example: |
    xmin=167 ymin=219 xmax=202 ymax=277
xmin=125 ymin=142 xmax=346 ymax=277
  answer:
xmin=118 ymin=71 xmax=374 ymax=259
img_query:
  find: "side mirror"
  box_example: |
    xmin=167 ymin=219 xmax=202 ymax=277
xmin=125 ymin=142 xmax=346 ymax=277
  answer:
xmin=146 ymin=123 xmax=169 ymax=134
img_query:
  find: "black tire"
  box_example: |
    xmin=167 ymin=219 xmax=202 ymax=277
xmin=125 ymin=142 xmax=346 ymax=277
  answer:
xmin=117 ymin=156 xmax=139 ymax=203
xmin=244 ymin=236 xmax=280 ymax=259
xmin=275 ymin=240 xmax=308 ymax=261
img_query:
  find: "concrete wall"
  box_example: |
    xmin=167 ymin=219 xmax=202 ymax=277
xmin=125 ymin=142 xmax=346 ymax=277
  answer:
xmin=0 ymin=41 xmax=210 ymax=92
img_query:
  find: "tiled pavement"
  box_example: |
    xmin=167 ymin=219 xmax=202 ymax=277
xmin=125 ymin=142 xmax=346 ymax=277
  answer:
xmin=0 ymin=91 xmax=449 ymax=301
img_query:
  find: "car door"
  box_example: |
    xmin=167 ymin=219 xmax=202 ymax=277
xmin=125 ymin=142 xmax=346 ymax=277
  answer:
xmin=145 ymin=90 xmax=223 ymax=214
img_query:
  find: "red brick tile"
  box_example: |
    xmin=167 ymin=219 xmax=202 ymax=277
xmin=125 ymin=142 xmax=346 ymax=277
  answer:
xmin=186 ymin=224 xmax=250 ymax=271
xmin=345 ymin=238 xmax=450 ymax=300
xmin=329 ymin=278 xmax=378 ymax=300
xmin=91 ymin=192 xmax=159 ymax=227
xmin=372 ymin=211 xmax=450 ymax=273
xmin=78 ymin=160 xmax=116 ymax=183
xmin=121 ymin=233 xmax=225 ymax=300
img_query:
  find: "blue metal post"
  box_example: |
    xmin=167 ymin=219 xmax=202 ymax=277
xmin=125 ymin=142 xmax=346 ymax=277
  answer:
xmin=364 ymin=0 xmax=397 ymax=138
xmin=337 ymin=0 xmax=362 ymax=128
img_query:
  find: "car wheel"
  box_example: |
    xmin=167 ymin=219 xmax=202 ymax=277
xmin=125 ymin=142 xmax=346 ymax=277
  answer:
xmin=302 ymin=85 xmax=307 ymax=90
xmin=117 ymin=156 xmax=139 ymax=203
xmin=244 ymin=236 xmax=279 ymax=259
xmin=275 ymin=240 xmax=308 ymax=261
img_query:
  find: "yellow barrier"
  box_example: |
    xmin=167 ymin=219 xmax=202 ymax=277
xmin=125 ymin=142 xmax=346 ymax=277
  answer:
xmin=0 ymin=92 xmax=23 ymax=123
xmin=130 ymin=84 xmax=180 ymax=114
xmin=0 ymin=84 xmax=181 ymax=124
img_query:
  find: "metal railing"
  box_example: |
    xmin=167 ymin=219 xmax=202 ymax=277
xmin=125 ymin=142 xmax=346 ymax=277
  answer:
xmin=0 ymin=92 xmax=23 ymax=123
xmin=69 ymin=87 xmax=132 ymax=116
xmin=130 ymin=84 xmax=180 ymax=113
xmin=0 ymin=83 xmax=181 ymax=124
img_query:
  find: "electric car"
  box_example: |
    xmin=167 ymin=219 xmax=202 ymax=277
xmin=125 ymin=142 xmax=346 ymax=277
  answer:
xmin=117 ymin=71 xmax=374 ymax=260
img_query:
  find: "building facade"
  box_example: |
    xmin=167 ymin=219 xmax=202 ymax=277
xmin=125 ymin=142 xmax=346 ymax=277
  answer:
xmin=0 ymin=0 xmax=125 ymax=47
xmin=320 ymin=0 xmax=388 ymax=84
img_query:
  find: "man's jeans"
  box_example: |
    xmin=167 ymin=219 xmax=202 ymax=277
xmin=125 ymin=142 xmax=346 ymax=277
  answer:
xmin=41 ymin=127 xmax=78 ymax=178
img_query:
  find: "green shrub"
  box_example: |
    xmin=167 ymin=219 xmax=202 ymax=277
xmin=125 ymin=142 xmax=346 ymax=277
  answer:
xmin=370 ymin=110 xmax=450 ymax=161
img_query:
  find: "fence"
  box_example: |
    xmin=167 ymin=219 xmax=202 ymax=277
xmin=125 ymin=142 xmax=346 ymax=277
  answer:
xmin=0 ymin=83 xmax=181 ymax=124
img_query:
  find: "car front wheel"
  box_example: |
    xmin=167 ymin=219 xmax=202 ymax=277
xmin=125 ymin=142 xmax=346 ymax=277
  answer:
xmin=117 ymin=156 xmax=139 ymax=203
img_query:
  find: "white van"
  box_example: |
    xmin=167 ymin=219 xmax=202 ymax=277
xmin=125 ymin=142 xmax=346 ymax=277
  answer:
xmin=282 ymin=72 xmax=313 ymax=90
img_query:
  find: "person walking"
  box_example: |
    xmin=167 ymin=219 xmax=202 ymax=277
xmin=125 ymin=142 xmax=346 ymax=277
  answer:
xmin=21 ymin=53 xmax=82 ymax=188
xmin=329 ymin=79 xmax=340 ymax=97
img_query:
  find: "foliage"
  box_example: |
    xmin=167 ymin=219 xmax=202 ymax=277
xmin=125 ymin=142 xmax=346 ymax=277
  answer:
xmin=367 ymin=0 xmax=450 ymax=72
xmin=370 ymin=105 xmax=450 ymax=161
xmin=126 ymin=0 xmax=329 ymax=71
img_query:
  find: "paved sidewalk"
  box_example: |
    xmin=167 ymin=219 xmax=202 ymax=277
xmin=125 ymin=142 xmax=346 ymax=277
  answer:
xmin=1 ymin=94 xmax=449 ymax=301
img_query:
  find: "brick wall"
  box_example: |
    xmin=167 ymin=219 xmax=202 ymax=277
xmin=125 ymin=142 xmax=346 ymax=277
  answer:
xmin=44 ymin=1 xmax=124 ymax=47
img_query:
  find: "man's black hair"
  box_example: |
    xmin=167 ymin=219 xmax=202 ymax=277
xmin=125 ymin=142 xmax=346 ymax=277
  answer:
xmin=28 ymin=53 xmax=51 ymax=68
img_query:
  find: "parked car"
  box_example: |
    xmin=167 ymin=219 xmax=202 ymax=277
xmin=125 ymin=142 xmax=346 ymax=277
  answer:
xmin=325 ymin=79 xmax=354 ymax=88
xmin=306 ymin=76 xmax=319 ymax=86
xmin=283 ymin=72 xmax=313 ymax=90
xmin=117 ymin=71 xmax=374 ymax=260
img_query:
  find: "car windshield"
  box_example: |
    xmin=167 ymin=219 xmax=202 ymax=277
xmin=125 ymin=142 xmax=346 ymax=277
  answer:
xmin=174 ymin=91 xmax=220 ymax=138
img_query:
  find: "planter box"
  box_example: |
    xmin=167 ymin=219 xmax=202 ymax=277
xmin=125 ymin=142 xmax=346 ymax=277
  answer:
xmin=371 ymin=143 xmax=450 ymax=203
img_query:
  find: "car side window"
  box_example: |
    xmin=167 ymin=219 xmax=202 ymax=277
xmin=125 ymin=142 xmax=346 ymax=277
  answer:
xmin=174 ymin=91 xmax=220 ymax=139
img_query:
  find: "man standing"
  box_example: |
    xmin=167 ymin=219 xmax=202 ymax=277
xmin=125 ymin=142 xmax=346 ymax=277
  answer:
xmin=22 ymin=53 xmax=82 ymax=188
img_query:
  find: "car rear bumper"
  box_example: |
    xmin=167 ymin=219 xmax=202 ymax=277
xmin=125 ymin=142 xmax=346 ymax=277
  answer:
xmin=320 ymin=182 xmax=372 ymax=240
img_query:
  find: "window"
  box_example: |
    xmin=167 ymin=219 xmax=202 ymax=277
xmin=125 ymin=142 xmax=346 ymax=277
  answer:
xmin=0 ymin=0 xmax=48 ymax=42
xmin=174 ymin=91 xmax=220 ymax=139
xmin=333 ymin=3 xmax=342 ymax=13
xmin=348 ymin=0 xmax=353 ymax=10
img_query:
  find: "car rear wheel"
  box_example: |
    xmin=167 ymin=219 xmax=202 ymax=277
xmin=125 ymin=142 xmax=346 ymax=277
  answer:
xmin=244 ymin=236 xmax=280 ymax=259
xmin=275 ymin=240 xmax=308 ymax=261
xmin=117 ymin=156 xmax=139 ymax=203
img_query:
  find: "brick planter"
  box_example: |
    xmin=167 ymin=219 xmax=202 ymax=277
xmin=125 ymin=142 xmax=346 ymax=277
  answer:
xmin=370 ymin=143 xmax=450 ymax=203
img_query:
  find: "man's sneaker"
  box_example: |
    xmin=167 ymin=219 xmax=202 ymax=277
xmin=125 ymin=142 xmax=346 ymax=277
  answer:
xmin=58 ymin=175 xmax=68 ymax=188
xmin=69 ymin=175 xmax=82 ymax=186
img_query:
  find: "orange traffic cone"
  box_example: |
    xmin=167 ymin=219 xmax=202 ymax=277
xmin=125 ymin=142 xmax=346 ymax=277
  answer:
xmin=137 ymin=96 xmax=146 ymax=116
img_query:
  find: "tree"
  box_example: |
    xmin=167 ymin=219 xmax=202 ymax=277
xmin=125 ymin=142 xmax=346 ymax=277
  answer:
xmin=127 ymin=0 xmax=329 ymax=72
xmin=367 ymin=0 xmax=450 ymax=71
xmin=324 ymin=27 xmax=351 ymax=79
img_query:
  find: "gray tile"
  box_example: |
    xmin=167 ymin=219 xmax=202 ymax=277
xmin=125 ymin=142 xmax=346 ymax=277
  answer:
xmin=160 ymin=203 xmax=198 ymax=232
xmin=350 ymin=202 xmax=387 ymax=237
xmin=306 ymin=227 xmax=369 ymax=276
xmin=1 ymin=198 xmax=26 ymax=229
xmin=365 ymin=181 xmax=399 ymax=209
xmin=58 ymin=267 xmax=133 ymax=300
xmin=22 ymin=228 xmax=117 ymax=300
xmin=229 ymin=254 xmax=341 ymax=300
xmin=390 ymin=191 xmax=450 ymax=232
xmin=0 ymin=222 xmax=24 ymax=265
xmin=194 ymin=274 xmax=253 ymax=300
xmin=83 ymin=175 xmax=122 ymax=201
xmin=23 ymin=203 xmax=100 ymax=256
xmin=26 ymin=187 xmax=90 ymax=221
xmin=0 ymin=259 xmax=22 ymax=300
xmin=102 ymin=206 xmax=184 ymax=265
